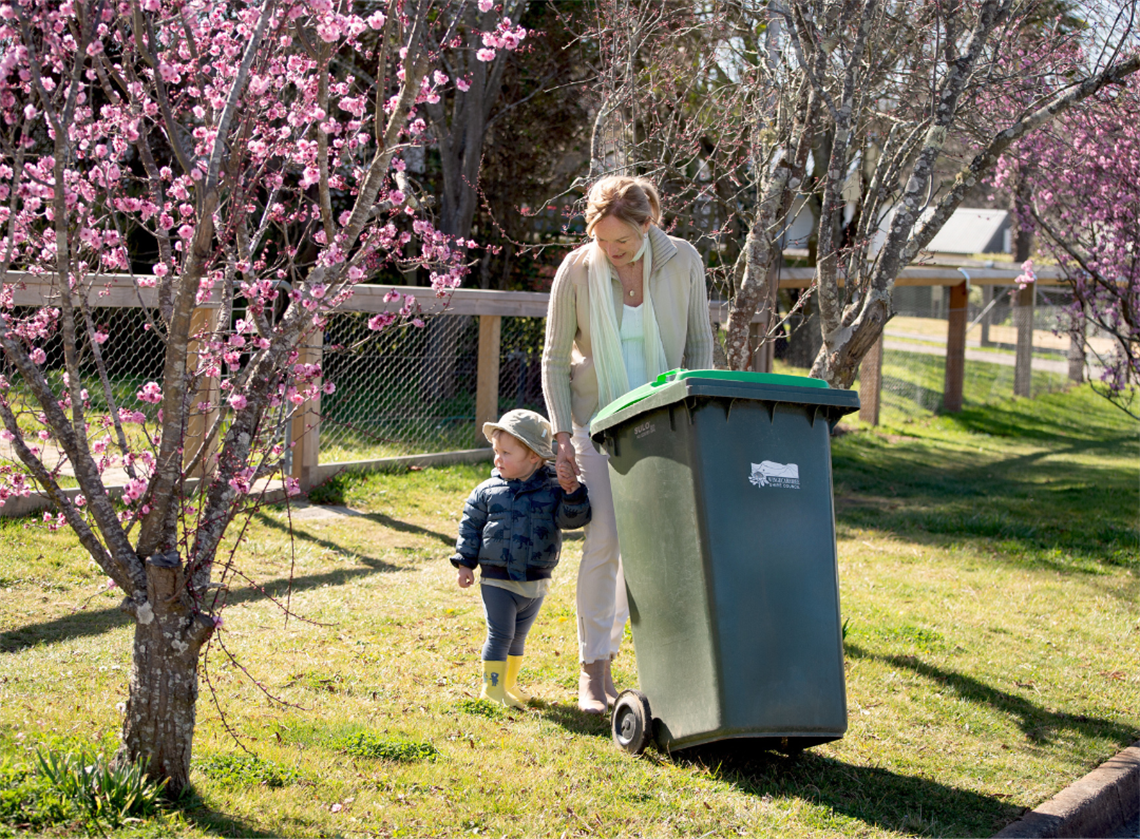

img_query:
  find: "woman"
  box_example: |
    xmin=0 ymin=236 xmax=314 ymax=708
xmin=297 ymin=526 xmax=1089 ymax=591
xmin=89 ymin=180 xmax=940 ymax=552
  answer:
xmin=541 ymin=175 xmax=714 ymax=714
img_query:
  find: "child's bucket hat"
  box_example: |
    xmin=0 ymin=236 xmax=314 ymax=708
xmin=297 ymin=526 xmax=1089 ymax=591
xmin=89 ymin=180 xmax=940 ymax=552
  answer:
xmin=482 ymin=409 xmax=555 ymax=461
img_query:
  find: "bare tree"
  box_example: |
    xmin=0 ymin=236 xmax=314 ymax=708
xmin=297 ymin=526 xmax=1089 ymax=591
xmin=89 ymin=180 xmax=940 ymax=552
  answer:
xmin=578 ymin=0 xmax=1140 ymax=385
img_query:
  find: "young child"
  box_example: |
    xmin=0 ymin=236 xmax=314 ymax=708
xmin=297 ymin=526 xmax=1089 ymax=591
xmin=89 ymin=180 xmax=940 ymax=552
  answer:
xmin=452 ymin=409 xmax=591 ymax=708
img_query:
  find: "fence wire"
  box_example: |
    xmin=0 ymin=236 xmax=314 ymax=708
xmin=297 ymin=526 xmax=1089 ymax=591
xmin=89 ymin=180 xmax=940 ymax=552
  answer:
xmin=318 ymin=312 xmax=547 ymax=462
xmin=2 ymin=290 xmax=1096 ymax=477
xmin=872 ymin=302 xmax=1080 ymax=422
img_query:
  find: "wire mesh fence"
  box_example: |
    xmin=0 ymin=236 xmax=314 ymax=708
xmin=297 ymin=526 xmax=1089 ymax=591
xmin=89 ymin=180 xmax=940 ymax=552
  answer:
xmin=1 ymin=280 xmax=1095 ymax=484
xmin=869 ymin=301 xmax=1081 ymax=422
xmin=318 ymin=312 xmax=548 ymax=462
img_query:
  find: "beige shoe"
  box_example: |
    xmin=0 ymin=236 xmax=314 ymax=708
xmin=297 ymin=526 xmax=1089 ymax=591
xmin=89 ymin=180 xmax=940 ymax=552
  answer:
xmin=578 ymin=660 xmax=607 ymax=715
xmin=603 ymin=656 xmax=619 ymax=709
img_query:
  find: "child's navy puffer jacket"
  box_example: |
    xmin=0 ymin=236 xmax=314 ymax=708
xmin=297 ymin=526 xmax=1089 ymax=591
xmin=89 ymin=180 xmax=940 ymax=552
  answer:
xmin=451 ymin=465 xmax=591 ymax=581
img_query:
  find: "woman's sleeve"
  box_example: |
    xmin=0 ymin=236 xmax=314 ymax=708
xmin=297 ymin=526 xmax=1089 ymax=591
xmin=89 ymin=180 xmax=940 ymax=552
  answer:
xmin=684 ymin=251 xmax=715 ymax=370
xmin=541 ymin=256 xmax=578 ymax=436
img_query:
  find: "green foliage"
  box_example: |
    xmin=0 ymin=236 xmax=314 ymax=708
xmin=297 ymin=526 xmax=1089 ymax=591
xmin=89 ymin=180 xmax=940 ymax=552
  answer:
xmin=330 ymin=732 xmax=438 ymax=763
xmin=0 ymin=757 xmax=77 ymax=833
xmin=307 ymin=472 xmax=349 ymax=506
xmin=193 ymin=753 xmax=301 ymax=788
xmin=454 ymin=698 xmax=509 ymax=718
xmin=29 ymin=747 xmax=166 ymax=834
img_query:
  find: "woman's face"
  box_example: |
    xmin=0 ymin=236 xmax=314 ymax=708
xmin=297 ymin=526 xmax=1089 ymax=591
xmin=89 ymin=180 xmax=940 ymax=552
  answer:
xmin=593 ymin=215 xmax=650 ymax=267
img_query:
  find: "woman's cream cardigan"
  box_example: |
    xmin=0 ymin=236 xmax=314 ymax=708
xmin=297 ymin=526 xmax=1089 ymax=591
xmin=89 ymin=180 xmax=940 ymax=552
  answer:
xmin=541 ymin=225 xmax=715 ymax=436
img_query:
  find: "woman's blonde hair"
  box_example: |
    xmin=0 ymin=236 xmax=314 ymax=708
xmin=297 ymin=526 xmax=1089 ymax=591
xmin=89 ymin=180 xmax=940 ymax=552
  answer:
xmin=584 ymin=175 xmax=662 ymax=235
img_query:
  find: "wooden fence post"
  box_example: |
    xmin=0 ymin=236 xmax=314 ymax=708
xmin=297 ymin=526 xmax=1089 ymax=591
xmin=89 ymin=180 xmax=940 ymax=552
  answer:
xmin=475 ymin=315 xmax=501 ymax=443
xmin=291 ymin=328 xmax=323 ymax=493
xmin=1014 ymin=286 xmax=1034 ymax=397
xmin=1068 ymin=306 xmax=1086 ymax=383
xmin=979 ymin=285 xmax=994 ymax=347
xmin=943 ymin=281 xmax=969 ymax=412
xmin=859 ymin=333 xmax=883 ymax=425
xmin=184 ymin=307 xmax=220 ymax=477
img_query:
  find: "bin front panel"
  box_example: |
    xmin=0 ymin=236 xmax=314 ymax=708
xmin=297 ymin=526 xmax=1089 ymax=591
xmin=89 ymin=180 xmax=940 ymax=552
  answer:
xmin=606 ymin=405 xmax=723 ymax=742
xmin=693 ymin=398 xmax=847 ymax=737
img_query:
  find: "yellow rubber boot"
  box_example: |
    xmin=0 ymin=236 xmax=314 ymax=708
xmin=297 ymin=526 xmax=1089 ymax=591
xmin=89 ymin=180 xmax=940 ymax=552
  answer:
xmin=505 ymin=655 xmax=533 ymax=705
xmin=481 ymin=660 xmax=524 ymax=709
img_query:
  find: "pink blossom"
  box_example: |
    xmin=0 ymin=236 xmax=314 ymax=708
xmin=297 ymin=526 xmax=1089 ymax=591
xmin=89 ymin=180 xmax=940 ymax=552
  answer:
xmin=323 ymin=381 xmax=336 ymax=395
xmin=228 ymin=393 xmax=248 ymax=411
xmin=137 ymin=381 xmax=163 ymax=404
xmin=478 ymin=0 xmax=494 ymax=11
xmin=30 ymin=348 xmax=46 ymax=364
xmin=457 ymin=78 xmax=471 ymax=92
xmin=476 ymin=48 xmax=496 ymax=62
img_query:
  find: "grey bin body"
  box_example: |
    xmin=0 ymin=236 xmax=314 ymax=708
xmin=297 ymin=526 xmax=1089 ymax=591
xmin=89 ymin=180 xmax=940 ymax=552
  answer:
xmin=590 ymin=370 xmax=860 ymax=753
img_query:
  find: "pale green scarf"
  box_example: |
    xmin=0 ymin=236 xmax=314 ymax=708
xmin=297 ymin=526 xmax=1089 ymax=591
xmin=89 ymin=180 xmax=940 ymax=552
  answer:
xmin=587 ymin=229 xmax=669 ymax=414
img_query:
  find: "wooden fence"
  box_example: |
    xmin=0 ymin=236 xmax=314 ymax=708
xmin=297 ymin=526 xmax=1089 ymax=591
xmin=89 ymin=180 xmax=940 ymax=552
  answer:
xmin=1 ymin=263 xmax=1067 ymax=503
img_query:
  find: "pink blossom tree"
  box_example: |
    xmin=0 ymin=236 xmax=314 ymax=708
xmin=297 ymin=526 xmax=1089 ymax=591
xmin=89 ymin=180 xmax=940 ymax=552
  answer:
xmin=0 ymin=0 xmax=520 ymax=794
xmin=997 ymin=73 xmax=1140 ymax=417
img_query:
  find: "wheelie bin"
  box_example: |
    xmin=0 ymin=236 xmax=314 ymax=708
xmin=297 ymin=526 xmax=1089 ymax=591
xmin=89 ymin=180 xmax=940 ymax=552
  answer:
xmin=588 ymin=369 xmax=860 ymax=755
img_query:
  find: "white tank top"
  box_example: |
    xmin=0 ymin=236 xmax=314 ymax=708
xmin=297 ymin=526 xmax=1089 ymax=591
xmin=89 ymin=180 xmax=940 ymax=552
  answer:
xmin=620 ymin=304 xmax=650 ymax=391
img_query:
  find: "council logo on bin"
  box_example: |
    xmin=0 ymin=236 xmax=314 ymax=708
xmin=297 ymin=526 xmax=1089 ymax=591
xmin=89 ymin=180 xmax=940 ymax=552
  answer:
xmin=749 ymin=461 xmax=800 ymax=490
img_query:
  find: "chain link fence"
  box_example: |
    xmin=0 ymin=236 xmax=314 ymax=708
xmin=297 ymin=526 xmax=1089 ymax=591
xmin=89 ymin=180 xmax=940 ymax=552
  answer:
xmin=319 ymin=312 xmax=547 ymax=462
xmin=2 ymin=281 xmax=1095 ymax=481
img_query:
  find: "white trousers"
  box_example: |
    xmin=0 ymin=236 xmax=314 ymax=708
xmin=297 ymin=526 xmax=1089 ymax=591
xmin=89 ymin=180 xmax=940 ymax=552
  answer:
xmin=572 ymin=424 xmax=630 ymax=664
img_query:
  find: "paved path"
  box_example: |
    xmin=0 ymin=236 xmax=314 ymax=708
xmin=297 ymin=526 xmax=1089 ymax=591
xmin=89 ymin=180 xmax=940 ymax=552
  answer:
xmin=883 ymin=331 xmax=1102 ymax=377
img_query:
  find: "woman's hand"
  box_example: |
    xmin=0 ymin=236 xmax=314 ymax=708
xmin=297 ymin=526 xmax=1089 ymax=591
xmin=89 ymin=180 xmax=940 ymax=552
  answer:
xmin=555 ymin=432 xmax=579 ymax=483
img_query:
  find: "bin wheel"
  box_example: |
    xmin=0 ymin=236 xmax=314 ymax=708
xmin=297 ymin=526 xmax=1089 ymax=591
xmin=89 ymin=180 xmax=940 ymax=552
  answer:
xmin=612 ymin=690 xmax=652 ymax=755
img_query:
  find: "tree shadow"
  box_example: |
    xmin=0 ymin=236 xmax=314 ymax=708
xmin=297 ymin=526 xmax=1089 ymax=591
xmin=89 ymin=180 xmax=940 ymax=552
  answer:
xmin=2 ymin=504 xmax=461 ymax=650
xmin=0 ymin=551 xmax=402 ymax=651
xmin=261 ymin=504 xmax=456 ymax=548
xmin=670 ymin=743 xmax=1023 ymax=836
xmin=832 ymin=432 xmax=1138 ymax=572
xmin=845 ymin=642 xmax=1138 ymax=745
xmin=176 ymin=788 xmax=283 ymax=838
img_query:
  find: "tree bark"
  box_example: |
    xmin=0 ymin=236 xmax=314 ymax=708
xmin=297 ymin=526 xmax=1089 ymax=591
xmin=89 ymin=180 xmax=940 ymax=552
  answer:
xmin=117 ymin=553 xmax=214 ymax=797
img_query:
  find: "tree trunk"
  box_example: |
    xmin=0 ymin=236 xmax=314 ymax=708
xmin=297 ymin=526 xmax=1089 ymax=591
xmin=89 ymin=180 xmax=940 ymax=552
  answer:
xmin=117 ymin=554 xmax=214 ymax=797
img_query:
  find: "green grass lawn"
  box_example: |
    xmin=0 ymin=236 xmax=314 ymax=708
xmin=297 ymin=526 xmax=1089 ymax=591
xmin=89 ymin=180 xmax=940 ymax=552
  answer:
xmin=0 ymin=367 xmax=1136 ymax=837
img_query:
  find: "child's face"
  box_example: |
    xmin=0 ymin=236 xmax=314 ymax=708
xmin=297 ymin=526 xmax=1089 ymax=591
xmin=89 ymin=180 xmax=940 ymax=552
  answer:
xmin=493 ymin=432 xmax=543 ymax=481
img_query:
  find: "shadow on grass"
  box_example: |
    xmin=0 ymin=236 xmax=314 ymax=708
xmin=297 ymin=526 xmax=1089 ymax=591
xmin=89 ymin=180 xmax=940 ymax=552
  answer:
xmin=264 ymin=503 xmax=456 ymax=548
xmin=671 ymin=743 xmax=1023 ymax=836
xmin=832 ymin=431 xmax=1138 ymax=570
xmin=846 ymin=642 xmax=1138 ymax=745
xmin=1 ymin=503 xmax=459 ymax=650
xmin=535 ymin=699 xmax=613 ymax=738
xmin=177 ymin=788 xmax=281 ymax=839
xmin=0 ymin=550 xmax=402 ymax=651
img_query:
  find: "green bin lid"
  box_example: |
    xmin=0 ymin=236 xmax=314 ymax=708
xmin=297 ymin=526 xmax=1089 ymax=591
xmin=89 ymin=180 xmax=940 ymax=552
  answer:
xmin=590 ymin=368 xmax=859 ymax=438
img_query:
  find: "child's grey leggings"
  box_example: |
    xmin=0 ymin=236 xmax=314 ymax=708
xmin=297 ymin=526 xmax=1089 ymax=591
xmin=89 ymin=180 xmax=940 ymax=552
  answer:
xmin=480 ymin=584 xmax=544 ymax=661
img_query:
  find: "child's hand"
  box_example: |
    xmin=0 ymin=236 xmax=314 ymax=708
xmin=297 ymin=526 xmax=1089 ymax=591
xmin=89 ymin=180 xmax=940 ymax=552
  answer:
xmin=456 ymin=566 xmax=475 ymax=588
xmin=556 ymin=460 xmax=580 ymax=493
